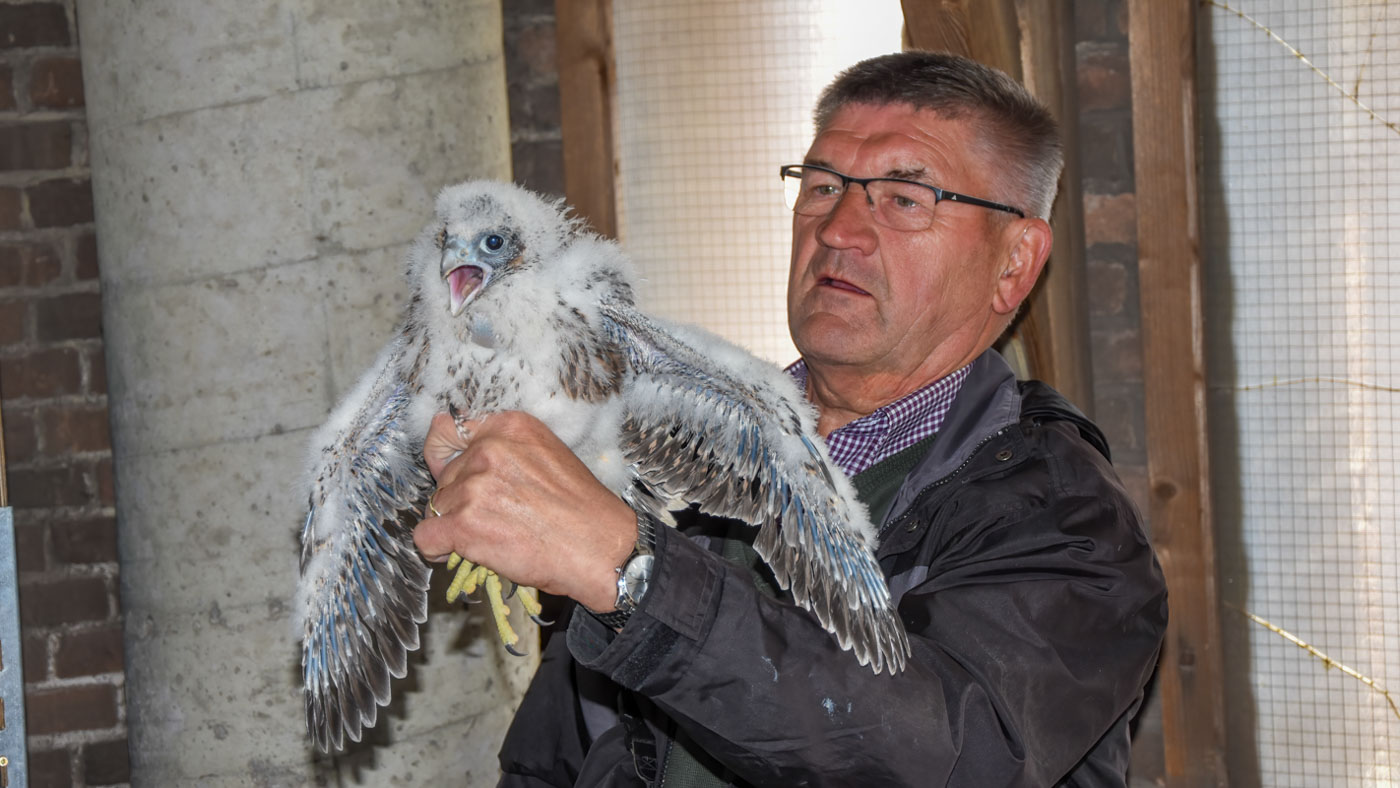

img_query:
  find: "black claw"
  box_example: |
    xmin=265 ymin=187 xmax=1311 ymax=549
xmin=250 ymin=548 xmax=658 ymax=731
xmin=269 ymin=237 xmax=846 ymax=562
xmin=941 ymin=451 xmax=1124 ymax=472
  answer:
xmin=504 ymin=582 xmax=518 ymax=600
xmin=530 ymin=614 xmax=555 ymax=627
xmin=505 ymin=642 xmax=528 ymax=657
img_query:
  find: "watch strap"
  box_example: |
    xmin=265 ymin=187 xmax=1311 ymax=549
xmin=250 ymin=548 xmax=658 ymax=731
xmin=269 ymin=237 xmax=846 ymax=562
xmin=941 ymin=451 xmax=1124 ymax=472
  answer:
xmin=587 ymin=509 xmax=660 ymax=629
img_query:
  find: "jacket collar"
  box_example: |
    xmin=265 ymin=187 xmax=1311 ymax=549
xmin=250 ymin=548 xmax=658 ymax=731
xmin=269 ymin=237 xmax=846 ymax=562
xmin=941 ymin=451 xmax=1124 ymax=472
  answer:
xmin=880 ymin=348 xmax=1022 ymax=528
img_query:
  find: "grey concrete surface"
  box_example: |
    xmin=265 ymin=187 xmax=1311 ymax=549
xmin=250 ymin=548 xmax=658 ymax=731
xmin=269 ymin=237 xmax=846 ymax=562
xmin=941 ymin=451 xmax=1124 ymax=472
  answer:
xmin=77 ymin=1 xmax=535 ymax=783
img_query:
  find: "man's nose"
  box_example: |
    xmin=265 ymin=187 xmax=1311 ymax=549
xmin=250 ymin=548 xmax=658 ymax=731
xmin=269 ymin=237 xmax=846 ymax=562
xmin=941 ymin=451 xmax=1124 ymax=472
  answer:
xmin=816 ymin=185 xmax=878 ymax=252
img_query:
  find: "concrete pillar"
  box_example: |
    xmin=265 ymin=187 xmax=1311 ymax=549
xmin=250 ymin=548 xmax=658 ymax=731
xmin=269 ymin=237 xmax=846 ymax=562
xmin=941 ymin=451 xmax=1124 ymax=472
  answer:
xmin=76 ymin=2 xmax=534 ymax=784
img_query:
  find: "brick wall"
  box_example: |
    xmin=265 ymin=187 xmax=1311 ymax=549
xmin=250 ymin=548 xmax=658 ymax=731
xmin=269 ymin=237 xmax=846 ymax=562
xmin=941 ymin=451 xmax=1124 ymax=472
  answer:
xmin=503 ymin=0 xmax=565 ymax=199
xmin=1073 ymin=2 xmax=1160 ymax=785
xmin=1075 ymin=0 xmax=1149 ymax=509
xmin=0 ymin=1 xmax=131 ymax=786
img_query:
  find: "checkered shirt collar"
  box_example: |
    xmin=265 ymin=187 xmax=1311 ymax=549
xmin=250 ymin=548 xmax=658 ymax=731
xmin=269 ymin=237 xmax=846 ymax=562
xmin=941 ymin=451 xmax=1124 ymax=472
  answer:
xmin=787 ymin=360 xmax=972 ymax=478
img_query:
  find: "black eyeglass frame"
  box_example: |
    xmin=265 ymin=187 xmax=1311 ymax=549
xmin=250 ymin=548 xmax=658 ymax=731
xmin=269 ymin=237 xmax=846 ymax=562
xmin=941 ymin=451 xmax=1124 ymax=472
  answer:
xmin=779 ymin=164 xmax=1026 ymax=222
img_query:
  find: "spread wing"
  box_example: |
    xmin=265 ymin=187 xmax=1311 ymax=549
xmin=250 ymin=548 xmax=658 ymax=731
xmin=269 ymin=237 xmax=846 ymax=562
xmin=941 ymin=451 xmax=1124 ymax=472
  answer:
xmin=295 ymin=333 xmax=435 ymax=752
xmin=601 ymin=302 xmax=910 ymax=674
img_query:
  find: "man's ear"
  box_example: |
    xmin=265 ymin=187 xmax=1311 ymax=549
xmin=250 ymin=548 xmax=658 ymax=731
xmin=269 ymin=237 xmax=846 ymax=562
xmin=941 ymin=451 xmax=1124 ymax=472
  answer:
xmin=992 ymin=217 xmax=1053 ymax=315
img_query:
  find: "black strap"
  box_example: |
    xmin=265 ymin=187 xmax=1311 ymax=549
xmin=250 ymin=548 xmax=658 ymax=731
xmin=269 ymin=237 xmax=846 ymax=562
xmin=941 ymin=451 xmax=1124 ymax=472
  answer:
xmin=618 ymin=692 xmax=660 ymax=785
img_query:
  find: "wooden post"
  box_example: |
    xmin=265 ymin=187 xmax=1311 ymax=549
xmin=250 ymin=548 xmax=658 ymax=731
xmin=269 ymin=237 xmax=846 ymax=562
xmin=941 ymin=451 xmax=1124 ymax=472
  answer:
xmin=555 ymin=0 xmax=618 ymax=238
xmin=902 ymin=0 xmax=1094 ymax=413
xmin=1127 ymin=0 xmax=1229 ymax=784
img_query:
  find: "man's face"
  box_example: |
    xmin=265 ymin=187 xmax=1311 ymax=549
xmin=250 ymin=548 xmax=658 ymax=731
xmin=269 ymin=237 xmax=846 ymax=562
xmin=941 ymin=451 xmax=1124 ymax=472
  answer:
xmin=786 ymin=102 xmax=1019 ymax=386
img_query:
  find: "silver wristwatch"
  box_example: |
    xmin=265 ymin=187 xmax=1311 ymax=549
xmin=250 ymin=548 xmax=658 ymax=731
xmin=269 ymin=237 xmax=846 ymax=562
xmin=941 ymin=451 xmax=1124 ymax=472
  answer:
xmin=591 ymin=510 xmax=658 ymax=629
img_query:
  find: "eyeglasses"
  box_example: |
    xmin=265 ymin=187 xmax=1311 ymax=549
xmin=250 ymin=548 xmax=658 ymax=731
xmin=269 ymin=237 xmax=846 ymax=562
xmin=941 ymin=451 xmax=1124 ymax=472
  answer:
xmin=780 ymin=164 xmax=1024 ymax=231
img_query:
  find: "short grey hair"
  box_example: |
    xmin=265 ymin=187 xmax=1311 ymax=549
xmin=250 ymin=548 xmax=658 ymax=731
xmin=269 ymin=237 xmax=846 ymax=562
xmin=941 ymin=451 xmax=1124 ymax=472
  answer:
xmin=814 ymin=51 xmax=1063 ymax=220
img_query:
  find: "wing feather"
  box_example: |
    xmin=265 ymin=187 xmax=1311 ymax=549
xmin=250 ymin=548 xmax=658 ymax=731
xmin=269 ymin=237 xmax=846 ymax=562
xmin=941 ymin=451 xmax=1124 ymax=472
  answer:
xmin=296 ymin=335 xmax=435 ymax=752
xmin=602 ymin=302 xmax=910 ymax=674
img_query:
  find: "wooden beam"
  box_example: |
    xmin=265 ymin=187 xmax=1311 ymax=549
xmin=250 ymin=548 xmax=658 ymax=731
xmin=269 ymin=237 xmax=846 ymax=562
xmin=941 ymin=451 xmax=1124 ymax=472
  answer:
xmin=555 ymin=0 xmax=617 ymax=238
xmin=902 ymin=0 xmax=1095 ymax=413
xmin=901 ymin=0 xmax=1020 ymax=74
xmin=1127 ymin=0 xmax=1229 ymax=784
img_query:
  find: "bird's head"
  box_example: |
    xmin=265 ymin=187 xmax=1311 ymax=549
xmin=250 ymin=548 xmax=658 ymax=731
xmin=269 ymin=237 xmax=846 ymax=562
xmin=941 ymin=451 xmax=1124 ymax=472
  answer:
xmin=412 ymin=181 xmax=580 ymax=318
xmin=438 ymin=226 xmax=519 ymax=316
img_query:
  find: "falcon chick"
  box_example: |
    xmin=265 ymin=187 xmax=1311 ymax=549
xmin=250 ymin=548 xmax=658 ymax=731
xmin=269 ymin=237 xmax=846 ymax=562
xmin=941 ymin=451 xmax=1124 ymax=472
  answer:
xmin=295 ymin=180 xmax=910 ymax=752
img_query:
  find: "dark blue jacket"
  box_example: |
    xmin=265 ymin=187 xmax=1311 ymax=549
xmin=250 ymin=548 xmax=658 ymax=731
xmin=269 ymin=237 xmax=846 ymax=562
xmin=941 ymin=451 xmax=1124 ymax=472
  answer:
xmin=498 ymin=350 xmax=1168 ymax=787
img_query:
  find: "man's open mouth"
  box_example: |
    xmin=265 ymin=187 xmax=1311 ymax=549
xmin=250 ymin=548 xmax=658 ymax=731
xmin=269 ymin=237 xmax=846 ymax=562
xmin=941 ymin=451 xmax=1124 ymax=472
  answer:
xmin=820 ymin=276 xmax=870 ymax=296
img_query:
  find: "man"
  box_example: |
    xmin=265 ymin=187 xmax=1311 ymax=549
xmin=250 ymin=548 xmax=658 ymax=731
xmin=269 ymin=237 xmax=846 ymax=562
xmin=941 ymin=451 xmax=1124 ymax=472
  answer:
xmin=414 ymin=51 xmax=1167 ymax=786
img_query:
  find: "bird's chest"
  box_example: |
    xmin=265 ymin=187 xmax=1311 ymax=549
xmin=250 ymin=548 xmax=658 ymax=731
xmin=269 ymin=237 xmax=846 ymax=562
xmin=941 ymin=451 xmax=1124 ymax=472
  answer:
xmin=435 ymin=344 xmax=553 ymax=416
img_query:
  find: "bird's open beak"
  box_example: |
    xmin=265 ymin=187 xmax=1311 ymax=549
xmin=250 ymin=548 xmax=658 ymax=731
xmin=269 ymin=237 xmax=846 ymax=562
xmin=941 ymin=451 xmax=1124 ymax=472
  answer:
xmin=441 ymin=235 xmax=495 ymax=317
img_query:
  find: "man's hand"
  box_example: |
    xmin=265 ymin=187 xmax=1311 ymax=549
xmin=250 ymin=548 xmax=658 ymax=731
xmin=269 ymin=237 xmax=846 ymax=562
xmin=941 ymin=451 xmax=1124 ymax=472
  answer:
xmin=413 ymin=411 xmax=637 ymax=613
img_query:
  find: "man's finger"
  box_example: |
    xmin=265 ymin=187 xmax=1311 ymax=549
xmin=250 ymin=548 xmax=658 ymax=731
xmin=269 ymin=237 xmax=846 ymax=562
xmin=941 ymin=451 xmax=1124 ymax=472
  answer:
xmin=412 ymin=513 xmax=455 ymax=562
xmin=424 ymin=411 xmax=475 ymax=480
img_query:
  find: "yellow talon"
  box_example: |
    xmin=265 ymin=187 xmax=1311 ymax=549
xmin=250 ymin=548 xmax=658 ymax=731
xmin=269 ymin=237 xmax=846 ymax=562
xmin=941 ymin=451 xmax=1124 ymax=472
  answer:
xmin=446 ymin=558 xmax=488 ymax=602
xmin=440 ymin=557 xmax=540 ymax=655
xmin=515 ymin=586 xmax=543 ymax=620
xmin=485 ymin=572 xmax=520 ymax=648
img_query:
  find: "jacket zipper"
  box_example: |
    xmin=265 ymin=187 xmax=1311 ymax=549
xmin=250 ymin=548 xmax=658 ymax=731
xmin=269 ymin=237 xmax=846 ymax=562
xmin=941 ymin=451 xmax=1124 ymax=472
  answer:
xmin=879 ymin=427 xmax=1010 ymax=540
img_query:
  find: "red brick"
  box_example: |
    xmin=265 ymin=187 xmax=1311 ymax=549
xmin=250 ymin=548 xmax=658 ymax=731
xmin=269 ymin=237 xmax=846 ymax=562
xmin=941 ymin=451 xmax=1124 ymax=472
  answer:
xmin=26 ymin=748 xmax=73 ymax=788
xmin=0 ymin=4 xmax=72 ymax=49
xmin=1094 ymin=328 xmax=1143 ymax=381
xmin=55 ymin=623 xmax=124 ymax=677
xmin=1078 ymin=108 xmax=1134 ymax=194
xmin=1074 ymin=0 xmax=1128 ymax=42
xmin=28 ymin=178 xmax=93 ymax=228
xmin=31 ymin=56 xmax=84 ymax=109
xmin=51 ymin=515 xmax=118 ymax=564
xmin=75 ymin=231 xmax=99 ymax=280
xmin=36 ymin=291 xmax=104 ymax=341
xmin=41 ymin=403 xmax=112 ymax=455
xmin=1077 ymin=43 xmax=1130 ymax=112
xmin=511 ymin=139 xmax=565 ymax=198
xmin=0 ymin=241 xmax=64 ymax=287
xmin=9 ymin=464 xmax=87 ymax=507
xmin=14 ymin=521 xmax=46 ymax=573
xmin=0 ymin=63 xmax=15 ymax=111
xmin=1 ymin=346 xmax=83 ymax=399
xmin=1087 ymin=258 xmax=1127 ymax=318
xmin=507 ymin=19 xmax=558 ymax=83
xmin=0 ymin=299 xmax=25 ymax=344
xmin=23 ymin=633 xmax=50 ymax=682
xmin=86 ymin=344 xmax=106 ymax=393
xmin=83 ymin=738 xmax=132 ymax=785
xmin=20 ymin=575 xmax=110 ymax=627
xmin=0 ymin=187 xmax=21 ymax=230
xmin=96 ymin=456 xmax=115 ymax=505
xmin=1083 ymin=192 xmax=1136 ymax=246
xmin=0 ymin=248 xmax=24 ymax=287
xmin=26 ymin=683 xmax=118 ymax=735
xmin=1091 ymin=384 xmax=1146 ymax=463
xmin=2 ymin=406 xmax=37 ymax=462
xmin=0 ymin=121 xmax=73 ymax=171
xmin=508 ymin=81 xmax=561 ymax=136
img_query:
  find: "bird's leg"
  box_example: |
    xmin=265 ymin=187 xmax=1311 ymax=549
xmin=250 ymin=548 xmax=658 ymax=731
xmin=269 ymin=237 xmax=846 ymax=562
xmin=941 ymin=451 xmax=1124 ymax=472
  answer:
xmin=445 ymin=553 xmax=491 ymax=602
xmin=514 ymin=586 xmax=551 ymax=626
xmin=443 ymin=552 xmax=539 ymax=655
xmin=483 ymin=572 xmax=526 ymax=656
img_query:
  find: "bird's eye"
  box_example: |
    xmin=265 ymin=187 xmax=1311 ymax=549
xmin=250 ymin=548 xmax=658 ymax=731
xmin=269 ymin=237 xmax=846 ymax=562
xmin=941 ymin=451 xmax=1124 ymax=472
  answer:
xmin=481 ymin=234 xmax=505 ymax=253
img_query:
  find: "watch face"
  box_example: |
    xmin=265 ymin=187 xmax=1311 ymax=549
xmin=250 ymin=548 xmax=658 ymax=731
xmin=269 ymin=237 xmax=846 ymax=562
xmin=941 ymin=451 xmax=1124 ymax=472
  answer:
xmin=621 ymin=554 xmax=655 ymax=603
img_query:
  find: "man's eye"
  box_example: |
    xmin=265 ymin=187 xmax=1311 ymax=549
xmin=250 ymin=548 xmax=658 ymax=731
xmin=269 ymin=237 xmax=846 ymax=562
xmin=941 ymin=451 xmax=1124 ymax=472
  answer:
xmin=891 ymin=194 xmax=922 ymax=209
xmin=812 ymin=184 xmax=841 ymax=197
